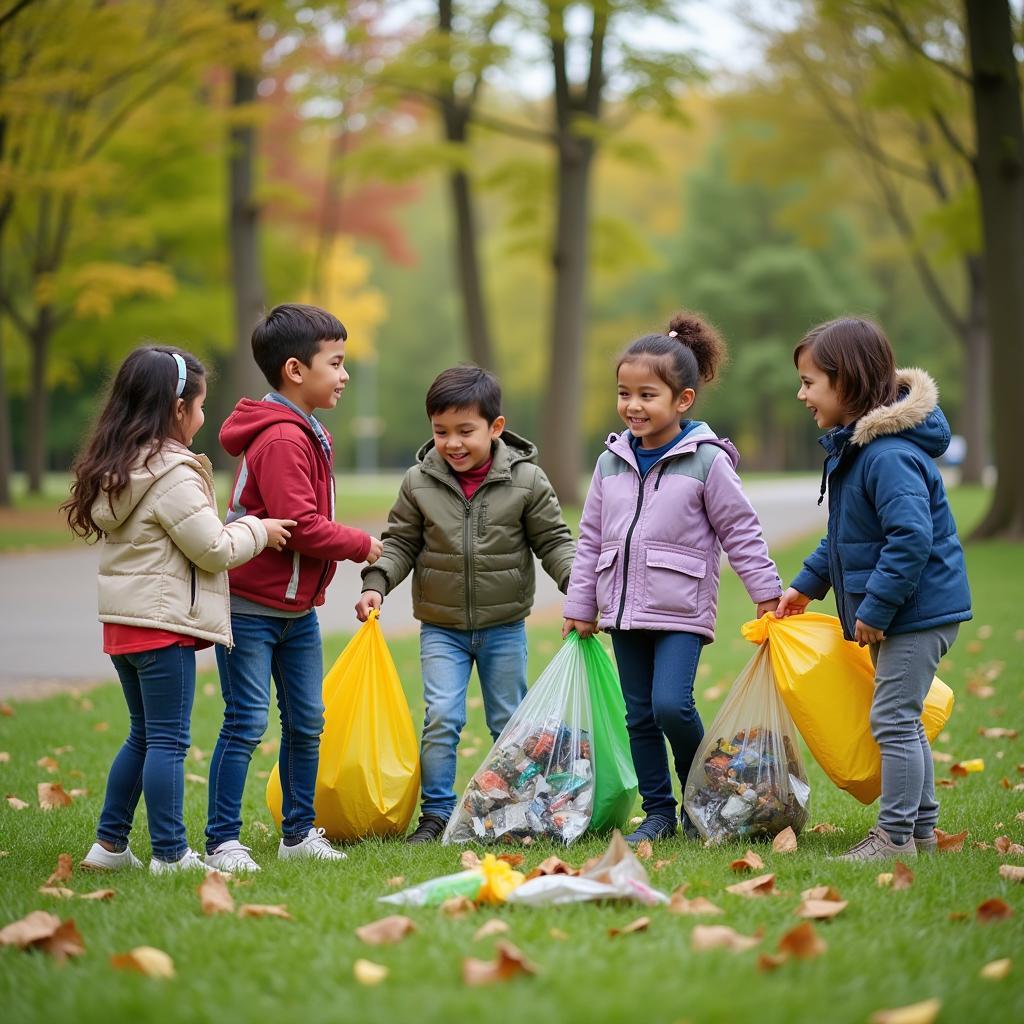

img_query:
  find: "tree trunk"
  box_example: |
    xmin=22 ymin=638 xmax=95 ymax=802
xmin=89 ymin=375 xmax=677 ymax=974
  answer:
xmin=26 ymin=307 xmax=52 ymax=493
xmin=0 ymin=320 xmax=12 ymax=506
xmin=541 ymin=138 xmax=594 ymax=504
xmin=965 ymin=0 xmax=1024 ymax=538
xmin=959 ymin=255 xmax=988 ymax=485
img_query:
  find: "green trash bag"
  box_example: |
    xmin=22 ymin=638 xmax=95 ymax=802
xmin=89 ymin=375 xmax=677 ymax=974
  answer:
xmin=577 ymin=634 xmax=638 ymax=832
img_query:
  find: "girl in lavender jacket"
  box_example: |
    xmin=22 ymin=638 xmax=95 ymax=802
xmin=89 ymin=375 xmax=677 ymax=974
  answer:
xmin=563 ymin=312 xmax=783 ymax=845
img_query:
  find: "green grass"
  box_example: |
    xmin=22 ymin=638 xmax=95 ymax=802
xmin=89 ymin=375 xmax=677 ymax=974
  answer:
xmin=1 ymin=497 xmax=1022 ymax=1023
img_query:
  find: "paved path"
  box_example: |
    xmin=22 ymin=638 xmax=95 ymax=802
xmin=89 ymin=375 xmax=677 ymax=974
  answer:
xmin=0 ymin=476 xmax=824 ymax=698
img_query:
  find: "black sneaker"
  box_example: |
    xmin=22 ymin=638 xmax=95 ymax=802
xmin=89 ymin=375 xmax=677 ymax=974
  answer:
xmin=405 ymin=813 xmax=449 ymax=844
xmin=625 ymin=814 xmax=678 ymax=845
xmin=680 ymin=812 xmax=701 ymax=841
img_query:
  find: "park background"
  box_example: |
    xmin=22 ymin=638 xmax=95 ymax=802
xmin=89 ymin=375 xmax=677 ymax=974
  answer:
xmin=1 ymin=2 xmax=1023 ymax=1022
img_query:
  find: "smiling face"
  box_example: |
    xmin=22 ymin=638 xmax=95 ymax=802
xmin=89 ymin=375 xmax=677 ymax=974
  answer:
xmin=617 ymin=358 xmax=695 ymax=449
xmin=282 ymin=337 xmax=349 ymax=414
xmin=796 ymin=348 xmax=853 ymax=430
xmin=430 ymin=405 xmax=505 ymax=473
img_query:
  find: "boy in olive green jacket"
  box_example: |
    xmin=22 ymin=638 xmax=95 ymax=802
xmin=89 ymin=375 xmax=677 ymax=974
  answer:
xmin=355 ymin=366 xmax=575 ymax=842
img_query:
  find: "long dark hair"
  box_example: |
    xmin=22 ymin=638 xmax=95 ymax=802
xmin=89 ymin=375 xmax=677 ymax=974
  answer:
xmin=61 ymin=345 xmax=206 ymax=540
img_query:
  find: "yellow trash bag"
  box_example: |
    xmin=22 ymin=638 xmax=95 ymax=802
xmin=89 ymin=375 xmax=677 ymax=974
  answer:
xmin=741 ymin=613 xmax=954 ymax=805
xmin=266 ymin=610 xmax=419 ymax=840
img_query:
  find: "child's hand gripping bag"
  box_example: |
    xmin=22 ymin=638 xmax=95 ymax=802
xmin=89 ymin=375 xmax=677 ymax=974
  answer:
xmin=741 ymin=612 xmax=954 ymax=804
xmin=443 ymin=634 xmax=596 ymax=845
xmin=683 ymin=641 xmax=810 ymax=844
xmin=266 ymin=610 xmax=419 ymax=840
xmin=578 ymin=634 xmax=638 ymax=832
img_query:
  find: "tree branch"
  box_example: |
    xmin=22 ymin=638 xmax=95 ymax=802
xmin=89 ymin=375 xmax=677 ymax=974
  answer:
xmin=584 ymin=4 xmax=608 ymax=118
xmin=874 ymin=0 xmax=971 ymax=84
xmin=0 ymin=0 xmax=35 ymax=31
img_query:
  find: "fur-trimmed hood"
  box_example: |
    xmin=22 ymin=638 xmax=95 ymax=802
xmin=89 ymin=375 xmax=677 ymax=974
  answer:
xmin=851 ymin=367 xmax=948 ymax=457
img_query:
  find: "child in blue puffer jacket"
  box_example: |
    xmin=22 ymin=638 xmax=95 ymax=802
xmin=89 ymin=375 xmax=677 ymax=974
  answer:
xmin=777 ymin=317 xmax=971 ymax=862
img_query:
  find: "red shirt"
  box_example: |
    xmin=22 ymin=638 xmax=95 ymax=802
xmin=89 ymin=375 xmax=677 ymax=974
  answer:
xmin=103 ymin=623 xmax=212 ymax=655
xmin=455 ymin=457 xmax=492 ymax=500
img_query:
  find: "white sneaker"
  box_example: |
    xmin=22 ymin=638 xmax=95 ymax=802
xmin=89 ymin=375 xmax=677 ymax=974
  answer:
xmin=149 ymin=847 xmax=207 ymax=874
xmin=81 ymin=842 xmax=144 ymax=871
xmin=277 ymin=827 xmax=347 ymax=862
xmin=204 ymin=840 xmax=261 ymax=873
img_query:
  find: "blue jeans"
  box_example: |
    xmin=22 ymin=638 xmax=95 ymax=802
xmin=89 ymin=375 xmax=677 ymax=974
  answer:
xmin=207 ymin=611 xmax=324 ymax=849
xmin=610 ymin=629 xmax=704 ymax=820
xmin=419 ymin=621 xmax=528 ymax=819
xmin=98 ymin=645 xmax=196 ymax=862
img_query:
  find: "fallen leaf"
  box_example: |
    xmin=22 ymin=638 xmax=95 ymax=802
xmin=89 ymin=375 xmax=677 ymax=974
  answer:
xmin=690 ymin=924 xmax=761 ymax=953
xmin=184 ymin=773 xmax=207 ymax=785
xmin=37 ymin=782 xmax=72 ymax=809
xmin=629 ymin=816 xmax=643 ymax=826
xmin=38 ymin=886 xmax=74 ymax=898
xmin=937 ymin=779 xmax=957 ymax=789
xmin=355 ymin=915 xmax=416 ymax=946
xmin=237 ymin=904 xmax=291 ymax=919
xmin=549 ymin=927 xmax=568 ymax=940
xmin=772 ymin=827 xmax=798 ymax=854
xmin=948 ymin=910 xmax=968 ymax=922
xmin=0 ymin=703 xmax=13 ymax=716
xmin=801 ymin=885 xmax=843 ymax=902
xmin=203 ymin=682 xmax=217 ymax=697
xmin=950 ymin=758 xmax=984 ymax=776
xmin=386 ymin=876 xmax=406 ymax=888
xmin=251 ymin=821 xmax=270 ymax=835
xmin=868 ymin=997 xmax=941 ymax=1024
xmin=977 ymin=624 xmax=993 ymax=639
xmin=668 ymin=894 xmax=724 ymax=916
xmin=930 ymin=750 xmax=954 ymax=763
xmin=467 ymin=696 xmax=483 ymax=710
xmin=779 ymin=920 xmax=827 ymax=959
xmin=999 ymin=864 xmax=1024 ymax=883
xmin=440 ymin=896 xmax=476 ymax=918
xmin=980 ymin=727 xmax=1018 ymax=739
xmin=69 ymin=788 xmax=89 ymax=798
xmin=36 ymin=756 xmax=59 ymax=773
xmin=111 ymin=946 xmax=175 ymax=978
xmin=703 ymin=685 xmax=724 ymax=701
xmin=473 ymin=919 xmax=510 ymax=940
xmin=524 ymin=856 xmax=578 ymax=881
xmin=725 ymin=873 xmax=776 ymax=898
xmin=190 ymin=747 xmax=206 ymax=762
xmin=496 ymin=853 xmax=525 ymax=868
xmin=976 ymin=898 xmax=1014 ymax=922
xmin=519 ymin=836 xmax=534 ymax=846
xmin=757 ymin=952 xmax=789 ymax=972
xmin=0 ymin=912 xmax=84 ymax=962
xmin=462 ymin=941 xmax=538 ymax=986
xmin=877 ymin=873 xmax=893 ymax=887
xmin=0 ymin=752 xmax=9 ymax=762
xmin=980 ymin=958 xmax=1011 ymax=980
xmin=608 ymin=916 xmax=650 ymax=937
xmin=353 ymin=959 xmax=388 ymax=986
xmin=795 ymin=898 xmax=848 ymax=920
xmin=78 ymin=889 xmax=115 ymax=901
xmin=934 ymin=828 xmax=969 ymax=852
xmin=967 ymin=681 xmax=996 ymax=699
xmin=93 ymin=722 xmax=109 ymax=732
xmin=634 ymin=839 xmax=653 ymax=861
xmin=46 ymin=853 xmax=74 ymax=885
xmin=198 ymin=871 xmax=234 ymax=915
xmin=974 ymin=842 xmax=993 ymax=851
xmin=729 ymin=849 xmax=765 ymax=873
xmin=993 ymin=836 xmax=1024 ymax=856
xmin=808 ymin=822 xmax=843 ymax=834
xmin=461 ymin=850 xmax=481 ymax=870
xmin=77 ymin=699 xmax=93 ymax=712
xmin=5 ymin=794 xmax=28 ymax=810
xmin=891 ymin=861 xmax=915 ymax=891
xmin=653 ymin=858 xmax=675 ymax=871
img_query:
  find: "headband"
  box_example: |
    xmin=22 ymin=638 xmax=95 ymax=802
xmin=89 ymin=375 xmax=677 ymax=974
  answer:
xmin=170 ymin=352 xmax=187 ymax=397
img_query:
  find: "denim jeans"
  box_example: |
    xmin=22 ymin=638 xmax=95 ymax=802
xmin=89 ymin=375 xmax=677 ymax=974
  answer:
xmin=419 ymin=621 xmax=528 ymax=819
xmin=870 ymin=622 xmax=959 ymax=843
xmin=207 ymin=611 xmax=324 ymax=849
xmin=610 ymin=629 xmax=704 ymax=820
xmin=97 ymin=645 xmax=196 ymax=862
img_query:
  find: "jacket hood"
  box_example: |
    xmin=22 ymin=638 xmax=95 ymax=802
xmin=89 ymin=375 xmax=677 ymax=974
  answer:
xmin=850 ymin=368 xmax=949 ymax=457
xmin=220 ymin=397 xmax=318 ymax=457
xmin=416 ymin=428 xmax=538 ymax=468
xmin=606 ymin=423 xmax=740 ymax=471
xmin=92 ymin=443 xmax=209 ymax=531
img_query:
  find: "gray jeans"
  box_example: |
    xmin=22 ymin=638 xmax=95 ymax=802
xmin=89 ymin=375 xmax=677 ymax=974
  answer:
xmin=869 ymin=622 xmax=959 ymax=841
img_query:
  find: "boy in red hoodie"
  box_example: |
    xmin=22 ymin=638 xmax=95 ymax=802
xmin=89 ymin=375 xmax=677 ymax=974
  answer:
xmin=205 ymin=303 xmax=382 ymax=872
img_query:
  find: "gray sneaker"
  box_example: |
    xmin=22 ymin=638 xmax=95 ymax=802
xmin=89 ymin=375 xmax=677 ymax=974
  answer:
xmin=914 ymin=833 xmax=938 ymax=854
xmin=834 ymin=826 xmax=917 ymax=862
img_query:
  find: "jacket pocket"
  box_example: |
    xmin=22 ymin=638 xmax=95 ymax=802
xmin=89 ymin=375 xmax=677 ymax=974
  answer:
xmin=595 ymin=546 xmax=619 ymax=615
xmin=643 ymin=546 xmax=706 ymax=615
xmin=841 ymin=568 xmax=872 ymax=596
xmin=188 ymin=564 xmax=199 ymax=617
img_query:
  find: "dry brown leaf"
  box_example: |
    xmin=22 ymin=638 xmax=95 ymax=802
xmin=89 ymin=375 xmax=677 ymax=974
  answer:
xmin=184 ymin=773 xmax=207 ymax=785
xmin=353 ymin=959 xmax=388 ymax=986
xmin=795 ymin=898 xmax=848 ymax=920
xmin=934 ymin=828 xmax=969 ymax=852
xmin=690 ymin=924 xmax=761 ymax=953
xmin=725 ymin=872 xmax=776 ymax=898
xmin=46 ymin=853 xmax=74 ymax=885
xmin=653 ymin=858 xmax=675 ymax=871
xmin=38 ymin=886 xmax=74 ymax=898
xmin=930 ymin=750 xmax=954 ymax=763
xmin=355 ymin=915 xmax=417 ymax=946
xmin=523 ymin=856 xmax=578 ymax=881
xmin=549 ymin=927 xmax=569 ymax=941
xmin=473 ymin=919 xmax=510 ymax=940
xmin=634 ymin=839 xmax=653 ymax=861
xmin=0 ymin=910 xmax=63 ymax=947
xmin=0 ymin=703 xmax=13 ymax=716
xmin=980 ymin=958 xmax=1012 ymax=980
xmin=0 ymin=752 xmax=9 ymax=762
xmin=703 ymin=685 xmax=724 ymax=701
xmin=948 ymin=910 xmax=968 ymax=922
xmin=877 ymin=873 xmax=893 ymax=888
xmin=37 ymin=782 xmax=72 ymax=810
xmin=69 ymin=789 xmax=89 ymax=799
xmin=999 ymin=864 xmax=1024 ymax=882
xmin=808 ymin=823 xmax=842 ymax=834
xmin=868 ymin=997 xmax=942 ymax=1024
xmin=93 ymin=721 xmax=109 ymax=732
xmin=608 ymin=916 xmax=650 ymax=937
xmin=779 ymin=920 xmax=827 ymax=959
xmin=976 ymin=897 xmax=1014 ymax=922
xmin=198 ymin=871 xmax=234 ymax=915
xmin=800 ymin=885 xmax=843 ymax=902
xmin=950 ymin=759 xmax=984 ymax=776
xmin=110 ymin=946 xmax=175 ymax=978
xmin=440 ymin=895 xmax=476 ymax=918
xmin=237 ymin=904 xmax=291 ymax=919
xmin=993 ymin=836 xmax=1024 ymax=856
xmin=629 ymin=815 xmax=644 ymax=826
xmin=190 ymin=747 xmax=206 ymax=762
xmin=36 ymin=756 xmax=59 ymax=773
xmin=757 ymin=952 xmax=789 ymax=972
xmin=937 ymin=779 xmax=957 ymax=789
xmin=967 ymin=681 xmax=996 ymax=699
xmin=386 ymin=876 xmax=406 ymax=888
xmin=496 ymin=853 xmax=525 ymax=868
xmin=461 ymin=850 xmax=481 ymax=869
xmin=772 ymin=827 xmax=798 ymax=854
xmin=5 ymin=794 xmax=29 ymax=810
xmin=462 ymin=941 xmax=538 ymax=987
xmin=891 ymin=861 xmax=915 ymax=891
xmin=668 ymin=894 xmax=724 ymax=916
xmin=729 ymin=849 xmax=765 ymax=873
xmin=203 ymin=682 xmax=217 ymax=698
xmin=980 ymin=727 xmax=1019 ymax=739
xmin=79 ymin=889 xmax=115 ymax=901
